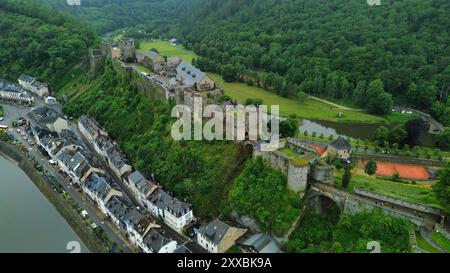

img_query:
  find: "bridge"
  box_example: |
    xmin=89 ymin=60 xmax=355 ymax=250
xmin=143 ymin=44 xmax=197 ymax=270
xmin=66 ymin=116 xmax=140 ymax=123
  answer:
xmin=307 ymin=182 xmax=443 ymax=228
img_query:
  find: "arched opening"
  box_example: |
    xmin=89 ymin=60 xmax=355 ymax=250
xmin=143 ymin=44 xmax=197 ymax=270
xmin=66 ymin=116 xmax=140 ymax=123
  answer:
xmin=309 ymin=194 xmax=341 ymax=224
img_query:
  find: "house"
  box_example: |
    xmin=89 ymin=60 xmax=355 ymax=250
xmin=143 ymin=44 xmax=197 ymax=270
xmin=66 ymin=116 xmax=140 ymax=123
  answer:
xmin=122 ymin=208 xmax=160 ymax=251
xmin=18 ymin=75 xmax=49 ymax=97
xmin=0 ymin=80 xmax=33 ymax=105
xmin=105 ymin=195 xmax=132 ymax=229
xmin=176 ymin=61 xmax=216 ymax=92
xmin=18 ymin=75 xmax=35 ymax=90
xmin=77 ymin=116 xmax=132 ymax=178
xmin=326 ymin=137 xmax=352 ymax=160
xmin=30 ymin=81 xmax=49 ymax=97
xmin=142 ymin=51 xmax=166 ymax=72
xmin=126 ymin=171 xmax=158 ymax=203
xmin=238 ymin=233 xmax=282 ymax=253
xmin=141 ymin=229 xmax=178 ymax=253
xmin=83 ymin=172 xmax=123 ymax=214
xmin=146 ymin=187 xmax=194 ymax=233
xmin=169 ymin=38 xmax=178 ymax=46
xmin=197 ymin=219 xmax=247 ymax=253
xmin=77 ymin=115 xmax=108 ymax=143
xmin=27 ymin=107 xmax=68 ymax=133
xmin=55 ymin=145 xmax=91 ymax=184
xmin=32 ymin=126 xmax=62 ymax=156
xmin=105 ymin=145 xmax=132 ymax=178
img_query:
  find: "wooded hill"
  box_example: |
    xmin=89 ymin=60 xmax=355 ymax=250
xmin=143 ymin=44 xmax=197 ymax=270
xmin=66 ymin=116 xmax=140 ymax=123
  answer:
xmin=178 ymin=0 xmax=449 ymax=122
xmin=0 ymin=0 xmax=97 ymax=89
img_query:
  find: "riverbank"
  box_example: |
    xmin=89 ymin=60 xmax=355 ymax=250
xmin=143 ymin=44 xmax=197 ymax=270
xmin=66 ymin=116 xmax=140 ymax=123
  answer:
xmin=0 ymin=141 xmax=107 ymax=253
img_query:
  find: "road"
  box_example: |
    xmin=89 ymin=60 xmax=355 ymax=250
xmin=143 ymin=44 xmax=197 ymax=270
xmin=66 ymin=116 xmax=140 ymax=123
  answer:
xmin=1 ymin=101 xmax=136 ymax=253
xmin=2 ymin=97 xmax=205 ymax=253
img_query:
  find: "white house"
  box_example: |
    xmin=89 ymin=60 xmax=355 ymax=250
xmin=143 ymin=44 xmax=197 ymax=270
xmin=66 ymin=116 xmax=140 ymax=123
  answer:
xmin=141 ymin=229 xmax=178 ymax=253
xmin=0 ymin=80 xmax=33 ymax=105
xmin=145 ymin=187 xmax=194 ymax=233
xmin=18 ymin=75 xmax=49 ymax=97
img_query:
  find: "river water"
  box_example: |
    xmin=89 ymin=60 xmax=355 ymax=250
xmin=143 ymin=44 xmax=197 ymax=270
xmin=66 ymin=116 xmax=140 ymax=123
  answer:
xmin=0 ymin=155 xmax=88 ymax=253
xmin=299 ymin=119 xmax=435 ymax=147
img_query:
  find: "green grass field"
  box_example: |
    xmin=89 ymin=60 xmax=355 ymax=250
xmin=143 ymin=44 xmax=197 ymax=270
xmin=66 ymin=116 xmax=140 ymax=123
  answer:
xmin=334 ymin=170 xmax=443 ymax=209
xmin=431 ymin=231 xmax=450 ymax=252
xmin=140 ymin=40 xmax=410 ymax=123
xmin=139 ymin=40 xmax=198 ymax=64
xmin=415 ymin=232 xmax=441 ymax=253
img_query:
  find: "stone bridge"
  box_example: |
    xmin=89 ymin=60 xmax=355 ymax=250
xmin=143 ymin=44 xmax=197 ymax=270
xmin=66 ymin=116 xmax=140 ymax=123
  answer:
xmin=306 ymin=182 xmax=443 ymax=228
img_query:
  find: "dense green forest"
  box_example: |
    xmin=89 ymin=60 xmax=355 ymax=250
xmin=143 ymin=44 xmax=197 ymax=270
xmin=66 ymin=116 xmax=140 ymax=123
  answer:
xmin=0 ymin=0 xmax=97 ymax=89
xmin=37 ymin=0 xmax=193 ymax=35
xmin=179 ymin=0 xmax=450 ymax=121
xmin=288 ymin=210 xmax=411 ymax=253
xmin=38 ymin=0 xmax=450 ymax=124
xmin=228 ymin=158 xmax=301 ymax=236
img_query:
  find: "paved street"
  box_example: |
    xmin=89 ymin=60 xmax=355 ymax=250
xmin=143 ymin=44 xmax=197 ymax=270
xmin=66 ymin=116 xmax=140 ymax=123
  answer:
xmin=1 ymin=96 xmax=205 ymax=253
xmin=1 ymin=100 xmax=136 ymax=253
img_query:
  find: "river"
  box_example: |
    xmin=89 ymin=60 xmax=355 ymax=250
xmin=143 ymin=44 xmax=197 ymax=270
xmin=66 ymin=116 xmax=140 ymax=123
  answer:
xmin=0 ymin=155 xmax=88 ymax=253
xmin=299 ymin=119 xmax=436 ymax=147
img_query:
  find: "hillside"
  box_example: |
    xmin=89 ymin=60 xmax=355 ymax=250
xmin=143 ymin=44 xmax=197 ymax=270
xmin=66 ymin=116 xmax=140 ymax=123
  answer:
xmin=0 ymin=0 xmax=97 ymax=89
xmin=59 ymin=60 xmax=245 ymax=219
xmin=37 ymin=0 xmax=194 ymax=34
xmin=179 ymin=0 xmax=450 ymax=123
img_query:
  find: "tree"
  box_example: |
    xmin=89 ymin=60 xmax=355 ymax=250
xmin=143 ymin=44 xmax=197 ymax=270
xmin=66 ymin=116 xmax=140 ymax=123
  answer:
xmin=279 ymin=118 xmax=299 ymax=138
xmin=366 ymin=80 xmax=393 ymax=115
xmin=391 ymin=172 xmax=402 ymax=182
xmin=373 ymin=126 xmax=389 ymax=144
xmin=221 ymin=64 xmax=239 ymax=82
xmin=436 ymin=128 xmax=450 ymax=150
xmin=388 ymin=125 xmax=408 ymax=145
xmin=364 ymin=160 xmax=377 ymax=176
xmin=433 ymin=163 xmax=450 ymax=212
xmin=342 ymin=165 xmax=352 ymax=188
xmin=404 ymin=118 xmax=428 ymax=146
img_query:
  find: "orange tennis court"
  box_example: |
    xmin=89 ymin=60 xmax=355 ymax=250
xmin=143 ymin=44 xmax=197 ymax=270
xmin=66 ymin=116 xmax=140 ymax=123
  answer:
xmin=308 ymin=144 xmax=327 ymax=155
xmin=364 ymin=161 xmax=430 ymax=180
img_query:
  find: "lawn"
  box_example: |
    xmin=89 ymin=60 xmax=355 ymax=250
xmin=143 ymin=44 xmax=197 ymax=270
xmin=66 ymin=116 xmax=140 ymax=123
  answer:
xmin=139 ymin=40 xmax=198 ymax=64
xmin=431 ymin=231 xmax=450 ymax=252
xmin=279 ymin=147 xmax=303 ymax=159
xmin=334 ymin=170 xmax=444 ymax=209
xmin=140 ymin=40 xmax=411 ymax=124
xmin=415 ymin=232 xmax=441 ymax=253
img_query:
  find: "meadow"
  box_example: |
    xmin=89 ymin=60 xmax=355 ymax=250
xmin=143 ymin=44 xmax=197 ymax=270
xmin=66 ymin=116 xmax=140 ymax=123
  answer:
xmin=140 ymin=40 xmax=410 ymax=123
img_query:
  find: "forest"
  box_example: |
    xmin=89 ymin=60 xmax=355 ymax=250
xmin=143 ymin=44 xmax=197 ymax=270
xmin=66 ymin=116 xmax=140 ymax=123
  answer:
xmin=0 ymin=0 xmax=97 ymax=89
xmin=178 ymin=0 xmax=450 ymax=121
xmin=36 ymin=0 xmax=450 ymax=125
xmin=37 ymin=0 xmax=194 ymax=35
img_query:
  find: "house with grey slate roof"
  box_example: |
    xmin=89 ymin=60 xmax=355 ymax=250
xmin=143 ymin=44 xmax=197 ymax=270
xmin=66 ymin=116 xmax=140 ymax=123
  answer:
xmin=27 ymin=107 xmax=68 ymax=133
xmin=0 ymin=79 xmax=33 ymax=105
xmin=197 ymin=219 xmax=247 ymax=253
xmin=105 ymin=195 xmax=132 ymax=229
xmin=175 ymin=61 xmax=216 ymax=92
xmin=237 ymin=233 xmax=282 ymax=253
xmin=325 ymin=136 xmax=352 ymax=160
xmin=18 ymin=74 xmax=49 ymax=97
xmin=125 ymin=171 xmax=195 ymax=233
xmin=82 ymin=172 xmax=123 ymax=214
xmin=141 ymin=229 xmax=178 ymax=253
